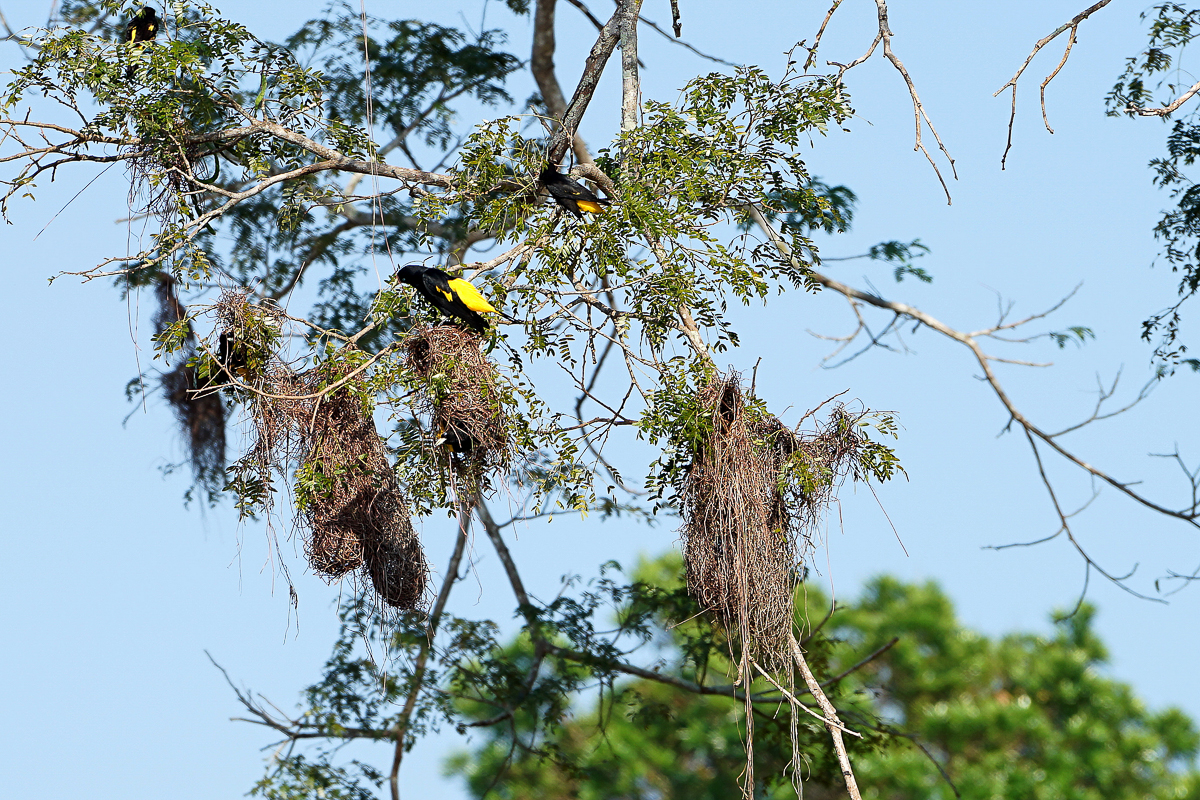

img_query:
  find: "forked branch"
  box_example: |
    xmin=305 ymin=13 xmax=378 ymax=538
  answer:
xmin=994 ymin=0 xmax=1115 ymax=167
xmin=827 ymin=0 xmax=956 ymax=203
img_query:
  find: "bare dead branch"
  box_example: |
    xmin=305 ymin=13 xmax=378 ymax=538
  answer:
xmin=790 ymin=633 xmax=864 ymax=800
xmin=994 ymin=0 xmax=1114 ymax=167
xmin=748 ymin=205 xmax=1199 ymax=588
xmin=827 ymin=0 xmax=955 ymax=203
xmin=805 ymin=0 xmax=846 ymax=70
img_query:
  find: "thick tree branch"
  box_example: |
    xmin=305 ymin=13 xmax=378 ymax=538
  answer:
xmin=618 ymin=0 xmax=643 ymax=142
xmin=544 ymin=1 xmax=624 ymax=165
xmin=533 ymin=0 xmax=596 ymax=165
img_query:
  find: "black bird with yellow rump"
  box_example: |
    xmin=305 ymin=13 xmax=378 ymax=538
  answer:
xmin=397 ymin=264 xmax=505 ymax=334
xmin=539 ymin=163 xmax=611 ymax=220
xmin=123 ymin=6 xmax=160 ymax=80
xmin=205 ymin=331 xmax=249 ymax=387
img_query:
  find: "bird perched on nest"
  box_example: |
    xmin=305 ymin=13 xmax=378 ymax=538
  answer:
xmin=205 ymin=331 xmax=249 ymax=386
xmin=436 ymin=422 xmax=477 ymax=455
xmin=123 ymin=6 xmax=160 ymax=80
xmin=397 ymin=264 xmax=504 ymax=334
xmin=539 ymin=163 xmax=611 ymax=220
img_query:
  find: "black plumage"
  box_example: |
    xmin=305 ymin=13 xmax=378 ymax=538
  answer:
xmin=397 ymin=264 xmax=497 ymax=333
xmin=124 ymin=6 xmax=159 ymax=43
xmin=206 ymin=331 xmax=248 ymax=386
xmin=539 ymin=164 xmax=611 ymax=220
xmin=123 ymin=6 xmax=159 ymax=80
xmin=436 ymin=423 xmax=478 ymax=455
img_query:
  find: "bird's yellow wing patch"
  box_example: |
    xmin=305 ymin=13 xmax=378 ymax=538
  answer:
xmin=438 ymin=287 xmax=454 ymax=302
xmin=448 ymin=279 xmax=497 ymax=313
xmin=576 ymin=200 xmax=605 ymax=214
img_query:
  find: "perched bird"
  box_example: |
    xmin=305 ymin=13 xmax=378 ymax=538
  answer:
xmin=539 ymin=163 xmax=611 ymax=220
xmin=206 ymin=331 xmax=249 ymax=386
xmin=397 ymin=264 xmax=500 ymax=333
xmin=436 ymin=422 xmax=477 ymax=455
xmin=123 ymin=6 xmax=160 ymax=80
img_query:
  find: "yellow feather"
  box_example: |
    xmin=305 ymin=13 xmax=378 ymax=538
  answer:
xmin=448 ymin=278 xmax=497 ymax=313
xmin=576 ymin=200 xmax=604 ymax=214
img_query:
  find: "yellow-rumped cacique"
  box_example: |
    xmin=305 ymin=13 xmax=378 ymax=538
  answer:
xmin=397 ymin=264 xmax=504 ymax=333
xmin=206 ymin=331 xmax=248 ymax=387
xmin=539 ymin=163 xmax=611 ymax=220
xmin=123 ymin=6 xmax=159 ymax=80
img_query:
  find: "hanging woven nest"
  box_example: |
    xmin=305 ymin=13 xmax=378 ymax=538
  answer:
xmin=295 ymin=367 xmax=428 ymax=609
xmin=681 ymin=375 xmax=795 ymax=667
xmin=237 ymin=351 xmax=429 ymax=612
xmin=153 ymin=274 xmax=226 ymax=494
xmin=402 ymin=324 xmax=511 ymax=487
xmin=681 ymin=373 xmax=882 ymax=668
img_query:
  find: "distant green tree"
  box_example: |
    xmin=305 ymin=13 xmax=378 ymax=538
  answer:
xmin=450 ymin=554 xmax=1200 ymax=800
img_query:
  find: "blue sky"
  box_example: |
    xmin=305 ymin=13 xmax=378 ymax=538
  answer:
xmin=1 ymin=1 xmax=1198 ymax=798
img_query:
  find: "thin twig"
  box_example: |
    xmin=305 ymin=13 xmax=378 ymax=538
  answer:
xmin=994 ymin=0 xmax=1114 ymax=167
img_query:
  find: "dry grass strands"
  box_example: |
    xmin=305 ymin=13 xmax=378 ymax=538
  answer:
xmin=681 ymin=375 xmax=888 ymax=799
xmin=241 ymin=356 xmax=429 ymax=611
xmin=402 ymin=324 xmax=511 ymax=488
xmin=682 ymin=375 xmax=794 ymax=669
xmin=682 ymin=376 xmax=882 ymax=669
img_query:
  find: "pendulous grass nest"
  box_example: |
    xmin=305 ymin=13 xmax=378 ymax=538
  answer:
xmin=402 ymin=324 xmax=511 ymax=487
xmin=154 ymin=274 xmax=226 ymax=496
xmin=681 ymin=373 xmax=886 ymax=668
xmin=239 ymin=354 xmax=429 ymax=611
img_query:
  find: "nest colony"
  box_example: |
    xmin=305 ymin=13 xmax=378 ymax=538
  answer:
xmin=402 ymin=324 xmax=511 ymax=488
xmin=681 ymin=374 xmax=871 ymax=668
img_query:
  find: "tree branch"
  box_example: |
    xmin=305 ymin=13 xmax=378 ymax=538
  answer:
xmin=748 ymin=204 xmax=1199 ymax=583
xmin=994 ymin=0 xmax=1114 ymax=167
xmin=387 ymin=495 xmax=474 ymax=800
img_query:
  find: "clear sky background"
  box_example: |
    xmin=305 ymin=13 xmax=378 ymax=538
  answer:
xmin=1 ymin=1 xmax=1198 ymax=797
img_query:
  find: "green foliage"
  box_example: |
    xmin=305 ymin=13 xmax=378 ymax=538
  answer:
xmin=1109 ymin=4 xmax=1200 ymax=371
xmin=1047 ymin=325 xmax=1095 ymax=349
xmin=450 ymin=561 xmax=1200 ymax=800
xmin=839 ymin=579 xmax=1200 ymax=800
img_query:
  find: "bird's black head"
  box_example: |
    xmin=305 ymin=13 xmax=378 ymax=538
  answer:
xmin=138 ymin=6 xmax=157 ymax=20
xmin=540 ymin=163 xmax=562 ymax=182
xmin=397 ymin=264 xmax=422 ymax=286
